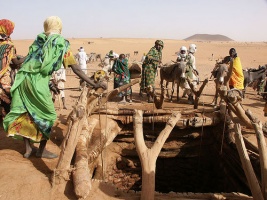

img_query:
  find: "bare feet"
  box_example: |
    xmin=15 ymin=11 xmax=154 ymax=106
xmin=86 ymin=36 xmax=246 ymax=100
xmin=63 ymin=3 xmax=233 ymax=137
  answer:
xmin=23 ymin=138 xmax=38 ymax=158
xmin=23 ymin=147 xmax=38 ymax=158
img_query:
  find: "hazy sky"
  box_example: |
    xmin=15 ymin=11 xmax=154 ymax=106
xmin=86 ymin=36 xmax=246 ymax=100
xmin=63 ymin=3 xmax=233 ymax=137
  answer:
xmin=2 ymin=0 xmax=267 ymax=41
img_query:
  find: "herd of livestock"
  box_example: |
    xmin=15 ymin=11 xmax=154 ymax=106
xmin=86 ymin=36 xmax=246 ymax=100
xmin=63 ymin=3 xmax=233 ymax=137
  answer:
xmin=75 ymin=52 xmax=267 ymax=108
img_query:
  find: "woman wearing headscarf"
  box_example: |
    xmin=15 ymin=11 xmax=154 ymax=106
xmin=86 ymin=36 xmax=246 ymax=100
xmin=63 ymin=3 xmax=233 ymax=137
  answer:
xmin=0 ymin=19 xmax=25 ymax=117
xmin=140 ymin=40 xmax=163 ymax=103
xmin=112 ymin=54 xmax=132 ymax=103
xmin=228 ymin=48 xmax=244 ymax=90
xmin=3 ymin=16 xmax=106 ymax=159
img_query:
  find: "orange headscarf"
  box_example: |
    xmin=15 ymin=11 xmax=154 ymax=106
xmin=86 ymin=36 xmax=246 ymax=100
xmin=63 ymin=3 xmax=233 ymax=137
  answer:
xmin=0 ymin=19 xmax=15 ymax=38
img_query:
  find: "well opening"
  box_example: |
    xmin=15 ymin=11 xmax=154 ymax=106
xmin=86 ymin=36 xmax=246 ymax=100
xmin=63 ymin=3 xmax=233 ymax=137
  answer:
xmin=104 ymin=122 xmax=252 ymax=195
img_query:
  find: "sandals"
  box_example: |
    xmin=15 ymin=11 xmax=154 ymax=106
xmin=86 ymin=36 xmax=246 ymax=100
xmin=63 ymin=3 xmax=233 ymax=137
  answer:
xmin=35 ymin=149 xmax=58 ymax=159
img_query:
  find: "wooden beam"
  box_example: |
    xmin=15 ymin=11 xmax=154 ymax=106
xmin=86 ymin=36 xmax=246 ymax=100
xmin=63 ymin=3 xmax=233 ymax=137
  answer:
xmin=93 ymin=107 xmax=219 ymax=116
xmin=234 ymin=123 xmax=264 ymax=200
xmin=53 ymin=86 xmax=88 ymax=185
xmin=106 ymin=114 xmax=221 ymax=128
xmin=73 ymin=118 xmax=99 ymax=199
xmin=246 ymin=109 xmax=267 ymax=200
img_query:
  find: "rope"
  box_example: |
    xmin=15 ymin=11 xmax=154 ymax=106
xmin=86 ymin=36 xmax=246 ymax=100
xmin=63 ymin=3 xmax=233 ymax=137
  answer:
xmin=98 ymin=80 xmax=108 ymax=180
xmin=98 ymin=81 xmax=109 ymax=181
xmin=98 ymin=94 xmax=104 ymax=180
xmin=195 ymin=81 xmax=207 ymax=189
xmin=220 ymin=105 xmax=228 ymax=155
xmin=152 ymin=88 xmax=155 ymax=138
xmin=103 ymin=81 xmax=109 ymax=180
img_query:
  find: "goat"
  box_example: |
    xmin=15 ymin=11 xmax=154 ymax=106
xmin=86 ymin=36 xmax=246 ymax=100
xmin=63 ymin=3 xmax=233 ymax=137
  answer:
xmin=160 ymin=61 xmax=187 ymax=102
xmin=125 ymin=53 xmax=130 ymax=60
xmin=95 ymin=54 xmax=102 ymax=61
xmin=87 ymin=53 xmax=96 ymax=63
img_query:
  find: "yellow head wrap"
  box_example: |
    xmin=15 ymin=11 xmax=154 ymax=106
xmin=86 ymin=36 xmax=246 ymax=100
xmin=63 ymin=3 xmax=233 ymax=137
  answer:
xmin=0 ymin=19 xmax=15 ymax=37
xmin=43 ymin=16 xmax=62 ymax=36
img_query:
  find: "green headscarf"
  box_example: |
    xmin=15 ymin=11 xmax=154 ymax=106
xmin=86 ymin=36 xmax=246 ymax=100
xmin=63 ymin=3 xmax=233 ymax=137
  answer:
xmin=155 ymin=40 xmax=164 ymax=47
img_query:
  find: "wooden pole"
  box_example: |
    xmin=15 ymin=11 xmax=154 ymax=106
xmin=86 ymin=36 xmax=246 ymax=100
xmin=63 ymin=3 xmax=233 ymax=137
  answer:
xmin=246 ymin=109 xmax=267 ymax=200
xmin=90 ymin=78 xmax=140 ymax=113
xmin=73 ymin=118 xmax=99 ymax=199
xmin=93 ymin=107 xmax=218 ymax=116
xmin=53 ymin=86 xmax=88 ymax=185
xmin=107 ymin=114 xmax=220 ymax=128
xmin=234 ymin=123 xmax=264 ymax=200
xmin=219 ymin=86 xmax=252 ymax=128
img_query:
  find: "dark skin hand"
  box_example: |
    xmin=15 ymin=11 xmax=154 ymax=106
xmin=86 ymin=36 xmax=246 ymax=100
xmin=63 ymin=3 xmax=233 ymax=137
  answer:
xmin=69 ymin=64 xmax=107 ymax=90
xmin=146 ymin=55 xmax=162 ymax=64
xmin=10 ymin=56 xmax=26 ymax=69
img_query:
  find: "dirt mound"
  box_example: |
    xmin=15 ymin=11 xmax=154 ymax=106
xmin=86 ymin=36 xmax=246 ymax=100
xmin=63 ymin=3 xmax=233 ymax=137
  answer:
xmin=184 ymin=34 xmax=234 ymax=41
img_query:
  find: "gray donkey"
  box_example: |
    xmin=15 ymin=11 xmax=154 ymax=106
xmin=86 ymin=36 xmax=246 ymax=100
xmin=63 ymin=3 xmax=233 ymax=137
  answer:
xmin=159 ymin=61 xmax=187 ymax=102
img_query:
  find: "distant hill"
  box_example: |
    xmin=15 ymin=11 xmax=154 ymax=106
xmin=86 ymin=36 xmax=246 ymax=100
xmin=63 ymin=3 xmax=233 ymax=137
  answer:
xmin=184 ymin=34 xmax=234 ymax=41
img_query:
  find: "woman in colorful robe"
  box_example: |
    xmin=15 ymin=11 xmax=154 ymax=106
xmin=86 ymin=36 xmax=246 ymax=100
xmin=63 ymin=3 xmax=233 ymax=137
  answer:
xmin=0 ymin=19 xmax=25 ymax=117
xmin=140 ymin=40 xmax=164 ymax=103
xmin=112 ymin=54 xmax=132 ymax=103
xmin=228 ymin=48 xmax=244 ymax=90
xmin=3 ymin=16 xmax=106 ymax=159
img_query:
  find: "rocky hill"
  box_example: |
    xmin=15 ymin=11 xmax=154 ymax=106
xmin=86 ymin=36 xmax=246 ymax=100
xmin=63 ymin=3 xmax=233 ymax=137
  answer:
xmin=184 ymin=34 xmax=234 ymax=41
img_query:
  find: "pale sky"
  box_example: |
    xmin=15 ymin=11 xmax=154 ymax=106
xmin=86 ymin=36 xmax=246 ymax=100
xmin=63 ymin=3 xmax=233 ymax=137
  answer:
xmin=2 ymin=0 xmax=267 ymax=42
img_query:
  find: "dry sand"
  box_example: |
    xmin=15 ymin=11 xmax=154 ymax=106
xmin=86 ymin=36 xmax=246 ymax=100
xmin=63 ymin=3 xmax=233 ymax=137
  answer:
xmin=0 ymin=38 xmax=267 ymax=200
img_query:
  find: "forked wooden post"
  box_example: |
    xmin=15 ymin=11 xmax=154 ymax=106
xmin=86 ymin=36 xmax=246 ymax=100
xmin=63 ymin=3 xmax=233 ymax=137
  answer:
xmin=187 ymin=77 xmax=209 ymax=109
xmin=133 ymin=110 xmax=181 ymax=200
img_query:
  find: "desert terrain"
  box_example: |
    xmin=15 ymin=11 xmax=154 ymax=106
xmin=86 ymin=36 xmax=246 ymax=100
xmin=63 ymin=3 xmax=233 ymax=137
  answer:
xmin=0 ymin=38 xmax=267 ymax=200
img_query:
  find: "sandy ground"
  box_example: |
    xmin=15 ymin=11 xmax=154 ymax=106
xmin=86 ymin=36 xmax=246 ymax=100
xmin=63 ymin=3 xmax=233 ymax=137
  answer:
xmin=0 ymin=38 xmax=267 ymax=200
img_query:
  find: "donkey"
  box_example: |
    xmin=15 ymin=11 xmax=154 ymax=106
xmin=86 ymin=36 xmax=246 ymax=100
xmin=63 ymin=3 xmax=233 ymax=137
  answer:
xmin=98 ymin=57 xmax=114 ymax=75
xmin=210 ymin=63 xmax=229 ymax=106
xmin=160 ymin=61 xmax=187 ymax=102
xmin=242 ymin=65 xmax=267 ymax=97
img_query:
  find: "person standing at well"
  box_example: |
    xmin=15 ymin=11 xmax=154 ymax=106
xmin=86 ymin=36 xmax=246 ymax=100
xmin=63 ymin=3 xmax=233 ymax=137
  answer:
xmin=77 ymin=47 xmax=88 ymax=74
xmin=3 ymin=16 xmax=106 ymax=159
xmin=0 ymin=19 xmax=25 ymax=117
xmin=185 ymin=43 xmax=199 ymax=104
xmin=228 ymin=48 xmax=244 ymax=90
xmin=51 ymin=65 xmax=67 ymax=109
xmin=140 ymin=40 xmax=164 ymax=103
xmin=112 ymin=54 xmax=132 ymax=103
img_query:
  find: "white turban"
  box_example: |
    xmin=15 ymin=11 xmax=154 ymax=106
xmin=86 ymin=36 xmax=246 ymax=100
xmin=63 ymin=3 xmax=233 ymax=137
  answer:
xmin=43 ymin=16 xmax=62 ymax=36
